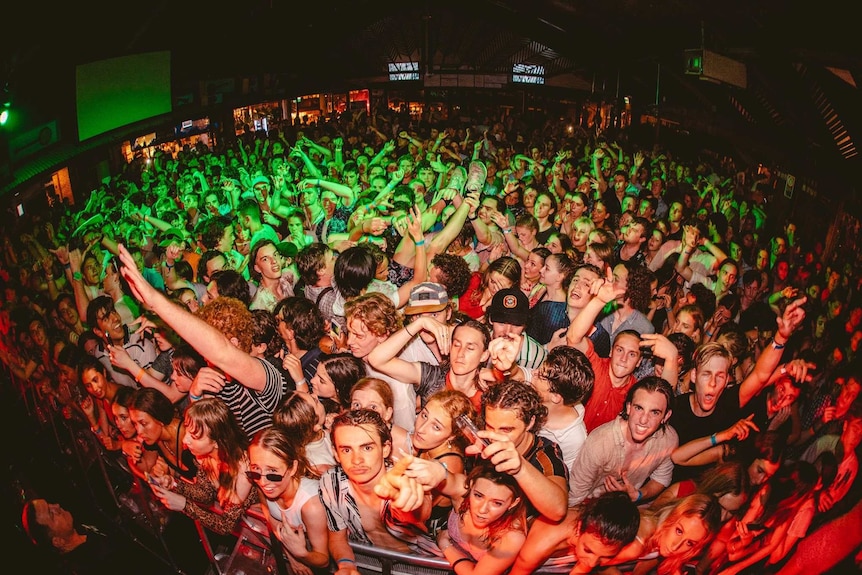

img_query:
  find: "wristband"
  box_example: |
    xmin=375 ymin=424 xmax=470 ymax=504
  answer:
xmin=405 ymin=325 xmax=415 ymax=338
xmin=414 ymin=240 xmax=425 ymax=247
xmin=189 ymin=392 xmax=204 ymax=401
xmin=72 ymin=271 xmax=83 ymax=282
xmin=439 ymin=460 xmax=449 ymax=481
xmin=452 ymin=558 xmax=476 ymax=570
xmin=635 ymin=489 xmax=643 ymax=502
xmin=503 ymin=228 xmax=513 ymax=234
xmin=63 ymin=262 xmax=71 ymax=270
xmin=771 ymin=338 xmax=786 ymax=350
xmin=91 ymin=425 xmax=103 ymax=436
xmin=295 ymin=377 xmax=307 ymax=388
xmin=336 ymin=558 xmax=356 ymax=565
xmin=710 ymin=433 xmax=717 ymax=447
xmin=135 ymin=368 xmax=146 ymax=384
xmin=164 ymin=262 xmax=174 ymax=269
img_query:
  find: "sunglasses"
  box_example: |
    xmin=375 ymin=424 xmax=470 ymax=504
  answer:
xmin=245 ymin=471 xmax=284 ymax=483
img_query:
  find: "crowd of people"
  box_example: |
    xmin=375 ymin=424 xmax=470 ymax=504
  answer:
xmin=3 ymin=106 xmax=861 ymax=575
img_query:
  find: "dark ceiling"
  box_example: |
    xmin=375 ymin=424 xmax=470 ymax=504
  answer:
xmin=2 ymin=0 xmax=861 ymax=196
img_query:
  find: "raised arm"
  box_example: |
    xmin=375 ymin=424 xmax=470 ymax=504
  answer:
xmin=492 ymin=212 xmax=530 ymax=262
xmin=369 ymin=140 xmax=396 ymax=168
xmin=117 ymin=244 xmax=268 ymax=391
xmin=317 ymin=178 xmax=355 ymax=208
xmin=565 ymin=269 xmax=623 ymax=353
xmin=392 ymin=207 xmax=429 ymax=307
xmin=738 ymin=297 xmax=806 ymax=408
xmin=427 ymin=188 xmax=479 ymax=257
xmin=302 ymin=136 xmax=332 ymax=160
xmin=674 ymin=224 xmax=701 ymax=283
xmin=366 ymin=316 xmax=450 ymax=386
xmin=289 ymin=147 xmax=323 ymax=180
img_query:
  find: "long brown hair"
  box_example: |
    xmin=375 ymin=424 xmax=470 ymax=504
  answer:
xmin=470 ymin=256 xmax=521 ymax=307
xmin=457 ymin=462 xmax=526 ymax=548
xmin=184 ymin=398 xmax=249 ymax=504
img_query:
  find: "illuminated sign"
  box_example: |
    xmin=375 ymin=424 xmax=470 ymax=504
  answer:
xmin=388 ymin=62 xmax=419 ymax=81
xmin=512 ymin=63 xmax=545 ymax=85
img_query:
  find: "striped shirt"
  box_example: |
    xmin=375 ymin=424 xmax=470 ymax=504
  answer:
xmin=217 ymin=357 xmax=284 ymax=439
xmin=517 ymin=334 xmax=547 ymax=370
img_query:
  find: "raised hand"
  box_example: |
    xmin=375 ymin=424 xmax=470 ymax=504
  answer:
xmin=488 ymin=334 xmax=522 ymax=372
xmin=49 ymin=245 xmax=71 ymax=266
xmin=410 ymin=316 xmax=450 ymax=355
xmin=374 ymin=456 xmax=428 ymax=511
xmin=718 ymin=415 xmax=760 ymax=443
xmin=469 ymin=429 xmax=523 ymax=476
xmin=776 ymin=296 xmax=807 ymax=340
xmin=590 ymin=266 xmax=624 ymax=304
xmin=405 ymin=206 xmax=424 ymax=242
xmin=639 ymin=333 xmax=678 ymax=362
xmin=783 ymin=359 xmax=816 ymax=383
xmin=118 ymin=244 xmax=159 ymax=308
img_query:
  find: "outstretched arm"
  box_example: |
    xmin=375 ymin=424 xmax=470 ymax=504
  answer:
xmin=672 ymin=416 xmax=759 ymax=466
xmin=738 ymin=297 xmax=807 ymax=408
xmin=392 ymin=207 xmax=429 ymax=307
xmin=117 ymin=244 xmax=268 ymax=391
xmin=566 ymin=268 xmax=623 ymax=353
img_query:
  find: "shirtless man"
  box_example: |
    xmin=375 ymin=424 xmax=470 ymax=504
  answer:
xmin=320 ymin=409 xmax=436 ymax=574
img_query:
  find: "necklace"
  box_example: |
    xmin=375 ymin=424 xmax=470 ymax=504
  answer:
xmin=160 ymin=422 xmax=179 ymax=456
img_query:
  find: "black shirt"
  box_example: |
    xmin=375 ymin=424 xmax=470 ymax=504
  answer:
xmin=669 ymin=385 xmax=743 ymax=482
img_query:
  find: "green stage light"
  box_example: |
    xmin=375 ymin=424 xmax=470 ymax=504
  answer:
xmin=0 ymin=106 xmax=8 ymax=125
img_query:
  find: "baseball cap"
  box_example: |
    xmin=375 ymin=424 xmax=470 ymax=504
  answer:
xmin=403 ymin=282 xmax=449 ymax=316
xmin=488 ymin=287 xmax=530 ymax=326
xmin=158 ymin=228 xmax=187 ymax=248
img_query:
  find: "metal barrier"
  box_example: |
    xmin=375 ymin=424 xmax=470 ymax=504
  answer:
xmin=9 ymin=368 xmax=584 ymax=575
xmin=239 ymin=504 xmax=575 ymax=575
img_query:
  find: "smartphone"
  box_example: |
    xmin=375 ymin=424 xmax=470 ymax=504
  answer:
xmin=455 ymin=414 xmax=489 ymax=447
xmin=747 ymin=522 xmax=765 ymax=531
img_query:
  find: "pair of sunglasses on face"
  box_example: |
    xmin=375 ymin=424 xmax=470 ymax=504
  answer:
xmin=244 ymin=471 xmax=284 ymax=482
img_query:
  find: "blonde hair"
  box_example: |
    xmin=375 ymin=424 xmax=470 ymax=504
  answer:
xmin=648 ymin=494 xmax=721 ymax=575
